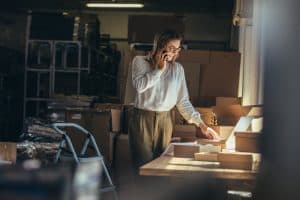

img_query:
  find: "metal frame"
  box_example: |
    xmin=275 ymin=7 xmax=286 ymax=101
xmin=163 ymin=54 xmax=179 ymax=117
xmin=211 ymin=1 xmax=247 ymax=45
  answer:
xmin=52 ymin=122 xmax=118 ymax=199
xmin=23 ymin=14 xmax=99 ymax=128
xmin=23 ymin=40 xmax=91 ymax=125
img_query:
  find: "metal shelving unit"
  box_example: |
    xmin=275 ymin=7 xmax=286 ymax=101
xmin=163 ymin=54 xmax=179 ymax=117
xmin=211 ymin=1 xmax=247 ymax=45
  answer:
xmin=23 ymin=33 xmax=95 ymax=123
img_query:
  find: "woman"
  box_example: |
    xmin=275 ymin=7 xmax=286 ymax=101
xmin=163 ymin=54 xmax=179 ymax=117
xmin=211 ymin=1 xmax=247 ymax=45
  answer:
xmin=129 ymin=30 xmax=219 ymax=170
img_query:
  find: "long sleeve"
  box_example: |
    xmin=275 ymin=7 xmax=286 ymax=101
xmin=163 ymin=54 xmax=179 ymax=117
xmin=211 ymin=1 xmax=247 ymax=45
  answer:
xmin=176 ymin=66 xmax=203 ymax=126
xmin=132 ymin=56 xmax=163 ymax=93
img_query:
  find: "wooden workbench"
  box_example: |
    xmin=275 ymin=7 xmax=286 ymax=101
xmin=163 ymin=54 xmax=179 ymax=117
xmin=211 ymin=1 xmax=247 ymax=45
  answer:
xmin=140 ymin=155 xmax=259 ymax=181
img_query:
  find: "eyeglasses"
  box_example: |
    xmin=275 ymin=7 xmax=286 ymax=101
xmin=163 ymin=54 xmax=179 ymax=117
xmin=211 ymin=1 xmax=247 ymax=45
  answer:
xmin=166 ymin=45 xmax=182 ymax=53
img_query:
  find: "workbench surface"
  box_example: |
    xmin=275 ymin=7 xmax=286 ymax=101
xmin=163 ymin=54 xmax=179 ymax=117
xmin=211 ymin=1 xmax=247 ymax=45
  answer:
xmin=139 ymin=155 xmax=259 ymax=180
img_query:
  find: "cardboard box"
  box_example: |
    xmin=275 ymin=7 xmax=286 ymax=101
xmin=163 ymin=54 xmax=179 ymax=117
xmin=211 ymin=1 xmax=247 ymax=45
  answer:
xmin=177 ymin=50 xmax=210 ymax=64
xmin=218 ymin=152 xmax=260 ymax=170
xmin=199 ymin=51 xmax=241 ymax=97
xmin=197 ymin=139 xmax=226 ymax=149
xmin=94 ymin=103 xmax=123 ymax=132
xmin=196 ymin=107 xmax=218 ymax=126
xmin=114 ymin=134 xmax=133 ymax=184
xmin=211 ymin=126 xmax=234 ymax=140
xmin=247 ymin=106 xmax=263 ymax=117
xmin=122 ymin=104 xmax=134 ymax=133
xmin=0 ymin=142 xmax=16 ymax=164
xmin=89 ymin=111 xmax=113 ymax=163
xmin=65 ymin=108 xmax=93 ymax=152
xmin=225 ymin=116 xmax=254 ymax=150
xmin=173 ymin=143 xmax=200 ymax=158
xmin=173 ymin=107 xmax=217 ymax=126
xmin=180 ymin=137 xmax=198 ymax=143
xmin=173 ymin=143 xmax=221 ymax=158
xmin=172 ymin=125 xmax=196 ymax=138
xmin=235 ymin=131 xmax=261 ymax=153
xmin=213 ymin=105 xmax=252 ymax=125
xmin=197 ymin=96 xmax=216 ymax=107
xmin=250 ymin=117 xmax=263 ymax=132
xmin=64 ymin=108 xmax=115 ymax=163
xmin=177 ymin=50 xmax=210 ymax=105
xmin=216 ymin=97 xmax=241 ymax=107
xmin=194 ymin=152 xmax=218 ymax=162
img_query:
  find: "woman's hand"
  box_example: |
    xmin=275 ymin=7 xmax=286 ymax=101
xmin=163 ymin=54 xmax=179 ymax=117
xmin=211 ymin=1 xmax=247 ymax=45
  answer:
xmin=155 ymin=50 xmax=168 ymax=70
xmin=198 ymin=122 xmax=221 ymax=140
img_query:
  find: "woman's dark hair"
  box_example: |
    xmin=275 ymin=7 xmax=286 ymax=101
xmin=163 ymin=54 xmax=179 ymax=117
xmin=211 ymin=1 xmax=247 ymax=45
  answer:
xmin=147 ymin=30 xmax=183 ymax=68
xmin=152 ymin=29 xmax=183 ymax=55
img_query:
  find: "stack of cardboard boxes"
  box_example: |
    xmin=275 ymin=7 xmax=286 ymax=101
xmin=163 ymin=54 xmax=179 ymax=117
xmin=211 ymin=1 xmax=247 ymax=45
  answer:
xmin=172 ymin=95 xmax=263 ymax=170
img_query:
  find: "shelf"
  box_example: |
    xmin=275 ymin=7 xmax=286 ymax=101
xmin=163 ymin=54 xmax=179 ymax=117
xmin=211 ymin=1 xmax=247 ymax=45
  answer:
xmin=26 ymin=68 xmax=51 ymax=72
xmin=25 ymin=97 xmax=52 ymax=102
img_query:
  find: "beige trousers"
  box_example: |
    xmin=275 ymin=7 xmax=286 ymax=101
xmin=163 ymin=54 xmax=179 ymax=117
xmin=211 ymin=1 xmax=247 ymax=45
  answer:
xmin=128 ymin=108 xmax=173 ymax=170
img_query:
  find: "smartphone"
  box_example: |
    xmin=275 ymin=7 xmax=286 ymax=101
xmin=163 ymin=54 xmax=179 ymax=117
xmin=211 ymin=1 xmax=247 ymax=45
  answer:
xmin=162 ymin=50 xmax=169 ymax=62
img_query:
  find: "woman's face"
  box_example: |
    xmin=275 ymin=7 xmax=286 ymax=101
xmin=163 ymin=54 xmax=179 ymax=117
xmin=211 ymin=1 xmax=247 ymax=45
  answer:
xmin=163 ymin=39 xmax=181 ymax=62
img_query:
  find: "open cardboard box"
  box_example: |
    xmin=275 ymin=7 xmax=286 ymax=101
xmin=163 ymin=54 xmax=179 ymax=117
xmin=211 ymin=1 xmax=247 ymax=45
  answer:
xmin=213 ymin=104 xmax=252 ymax=126
xmin=197 ymin=116 xmax=253 ymax=150
xmin=196 ymin=125 xmax=233 ymax=149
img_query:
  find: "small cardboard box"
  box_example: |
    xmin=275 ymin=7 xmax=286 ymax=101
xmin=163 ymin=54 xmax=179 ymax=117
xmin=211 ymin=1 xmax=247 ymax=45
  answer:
xmin=194 ymin=152 xmax=218 ymax=162
xmin=216 ymin=97 xmax=241 ymax=107
xmin=172 ymin=125 xmax=197 ymax=138
xmin=173 ymin=143 xmax=200 ymax=158
xmin=173 ymin=143 xmax=221 ymax=158
xmin=0 ymin=142 xmax=16 ymax=164
xmin=218 ymin=152 xmax=260 ymax=170
xmin=180 ymin=137 xmax=198 ymax=143
xmin=197 ymin=139 xmax=226 ymax=149
xmin=235 ymin=131 xmax=261 ymax=153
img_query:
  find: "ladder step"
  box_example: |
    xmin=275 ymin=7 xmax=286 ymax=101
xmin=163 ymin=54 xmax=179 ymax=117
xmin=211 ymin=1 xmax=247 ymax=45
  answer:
xmin=78 ymin=156 xmax=103 ymax=163
xmin=100 ymin=186 xmax=116 ymax=193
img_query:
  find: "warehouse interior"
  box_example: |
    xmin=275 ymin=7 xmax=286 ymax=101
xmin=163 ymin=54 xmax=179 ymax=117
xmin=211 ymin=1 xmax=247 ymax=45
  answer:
xmin=0 ymin=0 xmax=300 ymax=199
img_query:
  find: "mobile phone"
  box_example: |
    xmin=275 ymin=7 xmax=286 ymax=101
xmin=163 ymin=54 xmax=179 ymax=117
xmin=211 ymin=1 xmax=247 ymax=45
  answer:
xmin=162 ymin=50 xmax=168 ymax=61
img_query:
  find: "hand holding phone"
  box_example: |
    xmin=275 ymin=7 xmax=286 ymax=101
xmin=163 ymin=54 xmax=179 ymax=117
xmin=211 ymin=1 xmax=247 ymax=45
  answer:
xmin=156 ymin=50 xmax=168 ymax=70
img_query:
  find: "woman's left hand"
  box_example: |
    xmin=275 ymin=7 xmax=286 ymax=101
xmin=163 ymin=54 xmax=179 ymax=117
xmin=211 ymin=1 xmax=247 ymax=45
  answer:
xmin=204 ymin=127 xmax=221 ymax=140
xmin=198 ymin=122 xmax=221 ymax=140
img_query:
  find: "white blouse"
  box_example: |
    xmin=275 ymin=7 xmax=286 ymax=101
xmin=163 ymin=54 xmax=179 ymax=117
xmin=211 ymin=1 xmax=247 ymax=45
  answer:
xmin=132 ymin=55 xmax=203 ymax=126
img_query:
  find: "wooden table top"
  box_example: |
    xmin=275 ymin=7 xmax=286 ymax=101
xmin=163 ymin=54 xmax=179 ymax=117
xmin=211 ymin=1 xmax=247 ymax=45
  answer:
xmin=139 ymin=155 xmax=259 ymax=180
